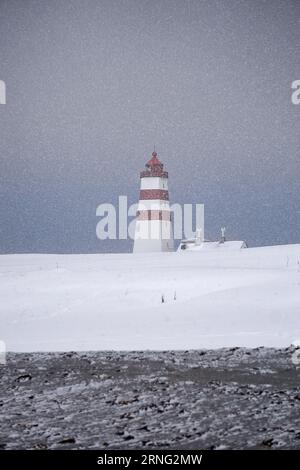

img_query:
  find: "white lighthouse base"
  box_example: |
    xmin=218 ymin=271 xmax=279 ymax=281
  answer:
xmin=133 ymin=220 xmax=174 ymax=253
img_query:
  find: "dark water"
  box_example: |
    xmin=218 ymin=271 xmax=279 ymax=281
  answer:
xmin=0 ymin=348 xmax=300 ymax=449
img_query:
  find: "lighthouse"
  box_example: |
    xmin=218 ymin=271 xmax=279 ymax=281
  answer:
xmin=133 ymin=151 xmax=174 ymax=253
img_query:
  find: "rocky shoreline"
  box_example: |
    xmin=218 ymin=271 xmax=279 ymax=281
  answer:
xmin=0 ymin=348 xmax=300 ymax=449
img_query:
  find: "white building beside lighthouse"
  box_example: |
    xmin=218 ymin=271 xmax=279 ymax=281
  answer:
xmin=133 ymin=151 xmax=174 ymax=253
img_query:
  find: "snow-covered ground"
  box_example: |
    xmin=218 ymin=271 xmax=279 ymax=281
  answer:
xmin=1 ymin=244 xmax=300 ymax=351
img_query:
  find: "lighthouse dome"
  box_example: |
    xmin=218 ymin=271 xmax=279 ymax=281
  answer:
xmin=140 ymin=151 xmax=168 ymax=178
xmin=146 ymin=151 xmax=163 ymax=168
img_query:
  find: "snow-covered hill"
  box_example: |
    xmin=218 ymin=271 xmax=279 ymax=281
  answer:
xmin=1 ymin=244 xmax=300 ymax=351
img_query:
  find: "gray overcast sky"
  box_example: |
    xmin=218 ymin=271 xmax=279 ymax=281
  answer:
xmin=0 ymin=0 xmax=299 ymax=253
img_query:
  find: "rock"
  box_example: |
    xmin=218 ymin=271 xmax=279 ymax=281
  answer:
xmin=58 ymin=437 xmax=76 ymax=444
xmin=262 ymin=438 xmax=273 ymax=447
xmin=16 ymin=374 xmax=32 ymax=383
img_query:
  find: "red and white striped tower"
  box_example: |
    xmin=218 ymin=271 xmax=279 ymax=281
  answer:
xmin=133 ymin=151 xmax=174 ymax=253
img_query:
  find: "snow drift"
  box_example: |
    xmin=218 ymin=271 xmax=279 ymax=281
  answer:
xmin=1 ymin=243 xmax=300 ymax=351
